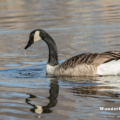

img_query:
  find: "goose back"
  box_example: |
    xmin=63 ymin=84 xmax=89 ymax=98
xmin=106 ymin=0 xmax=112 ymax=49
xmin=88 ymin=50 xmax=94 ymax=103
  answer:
xmin=54 ymin=51 xmax=120 ymax=76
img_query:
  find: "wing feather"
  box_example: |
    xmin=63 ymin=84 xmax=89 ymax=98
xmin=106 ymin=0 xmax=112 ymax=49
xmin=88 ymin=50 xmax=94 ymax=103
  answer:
xmin=60 ymin=51 xmax=120 ymax=70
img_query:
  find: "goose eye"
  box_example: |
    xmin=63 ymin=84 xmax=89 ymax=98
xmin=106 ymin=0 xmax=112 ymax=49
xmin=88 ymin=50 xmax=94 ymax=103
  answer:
xmin=31 ymin=33 xmax=34 ymax=37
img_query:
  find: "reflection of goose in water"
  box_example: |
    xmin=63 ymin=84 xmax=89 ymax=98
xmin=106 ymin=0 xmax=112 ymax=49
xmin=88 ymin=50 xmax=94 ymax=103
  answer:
xmin=25 ymin=75 xmax=120 ymax=118
xmin=58 ymin=76 xmax=120 ymax=97
xmin=25 ymin=78 xmax=59 ymax=115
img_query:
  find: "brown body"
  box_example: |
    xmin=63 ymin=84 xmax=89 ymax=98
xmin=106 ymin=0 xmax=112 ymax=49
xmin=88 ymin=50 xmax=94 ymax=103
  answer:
xmin=53 ymin=51 xmax=120 ymax=76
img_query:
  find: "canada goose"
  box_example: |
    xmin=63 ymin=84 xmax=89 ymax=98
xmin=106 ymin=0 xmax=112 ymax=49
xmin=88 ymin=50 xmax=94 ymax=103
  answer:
xmin=25 ymin=29 xmax=120 ymax=76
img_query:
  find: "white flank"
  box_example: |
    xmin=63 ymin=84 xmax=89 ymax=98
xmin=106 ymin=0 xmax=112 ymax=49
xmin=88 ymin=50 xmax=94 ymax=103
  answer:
xmin=46 ymin=64 xmax=59 ymax=75
xmin=97 ymin=60 xmax=120 ymax=75
xmin=34 ymin=31 xmax=41 ymax=42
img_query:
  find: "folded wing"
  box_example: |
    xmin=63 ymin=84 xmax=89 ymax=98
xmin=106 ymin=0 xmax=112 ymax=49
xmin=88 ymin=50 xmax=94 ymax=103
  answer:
xmin=60 ymin=50 xmax=120 ymax=69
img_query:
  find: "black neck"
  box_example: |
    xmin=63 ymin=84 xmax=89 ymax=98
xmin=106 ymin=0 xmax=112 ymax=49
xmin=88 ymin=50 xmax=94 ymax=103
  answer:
xmin=44 ymin=35 xmax=59 ymax=66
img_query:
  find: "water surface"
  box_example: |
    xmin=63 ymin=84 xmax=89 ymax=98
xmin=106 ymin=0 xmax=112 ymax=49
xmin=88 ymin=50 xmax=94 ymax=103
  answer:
xmin=0 ymin=0 xmax=120 ymax=120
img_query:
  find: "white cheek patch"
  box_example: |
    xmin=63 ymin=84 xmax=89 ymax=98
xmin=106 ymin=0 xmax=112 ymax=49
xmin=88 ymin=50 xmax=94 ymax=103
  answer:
xmin=34 ymin=31 xmax=42 ymax=42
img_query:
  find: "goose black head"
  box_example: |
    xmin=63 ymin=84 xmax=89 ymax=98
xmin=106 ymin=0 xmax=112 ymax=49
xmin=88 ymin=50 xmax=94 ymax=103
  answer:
xmin=25 ymin=29 xmax=47 ymax=49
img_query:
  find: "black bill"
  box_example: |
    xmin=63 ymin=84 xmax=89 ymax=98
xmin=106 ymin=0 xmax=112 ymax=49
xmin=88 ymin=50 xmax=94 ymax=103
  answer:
xmin=24 ymin=38 xmax=34 ymax=49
